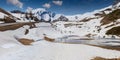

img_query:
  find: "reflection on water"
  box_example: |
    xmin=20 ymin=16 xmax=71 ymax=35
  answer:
xmin=55 ymin=36 xmax=120 ymax=47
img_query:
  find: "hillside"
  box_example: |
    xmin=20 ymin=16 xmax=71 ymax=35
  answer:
xmin=52 ymin=2 xmax=120 ymax=38
xmin=0 ymin=8 xmax=16 ymax=23
xmin=101 ymin=9 xmax=120 ymax=25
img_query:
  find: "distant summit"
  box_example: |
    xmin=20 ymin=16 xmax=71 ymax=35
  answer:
xmin=29 ymin=8 xmax=59 ymax=22
xmin=10 ymin=10 xmax=25 ymax=14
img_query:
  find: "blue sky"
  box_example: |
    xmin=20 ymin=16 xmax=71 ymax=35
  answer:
xmin=0 ymin=0 xmax=114 ymax=15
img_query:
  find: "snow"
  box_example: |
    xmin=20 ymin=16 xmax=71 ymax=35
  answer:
xmin=30 ymin=8 xmax=63 ymax=22
xmin=1 ymin=43 xmax=18 ymax=48
xmin=12 ymin=13 xmax=35 ymax=22
xmin=41 ymin=13 xmax=50 ymax=21
xmin=0 ymin=25 xmax=27 ymax=46
xmin=0 ymin=21 xmax=4 ymax=23
xmin=0 ymin=40 xmax=120 ymax=60
xmin=0 ymin=12 xmax=7 ymax=18
xmin=32 ymin=8 xmax=46 ymax=14
xmin=52 ymin=14 xmax=62 ymax=21
xmin=12 ymin=13 xmax=23 ymax=18
xmin=32 ymin=8 xmax=46 ymax=20
xmin=21 ymin=23 xmax=63 ymax=40
xmin=0 ymin=23 xmax=120 ymax=60
xmin=113 ymin=2 xmax=120 ymax=9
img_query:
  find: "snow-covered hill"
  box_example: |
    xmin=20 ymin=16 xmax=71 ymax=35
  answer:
xmin=29 ymin=8 xmax=57 ymax=22
xmin=0 ymin=8 xmax=16 ymax=23
xmin=27 ymin=8 xmax=69 ymax=22
xmin=53 ymin=2 xmax=120 ymax=38
xmin=0 ymin=8 xmax=65 ymax=23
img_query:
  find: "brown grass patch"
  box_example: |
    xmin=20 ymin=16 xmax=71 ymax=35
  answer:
xmin=101 ymin=9 xmax=120 ymax=25
xmin=4 ymin=16 xmax=16 ymax=23
xmin=106 ymin=26 xmax=120 ymax=36
xmin=44 ymin=36 xmax=55 ymax=42
xmin=105 ymin=24 xmax=115 ymax=28
xmin=90 ymin=44 xmax=120 ymax=51
xmin=18 ymin=38 xmax=34 ymax=45
xmin=64 ymin=23 xmax=83 ymax=28
xmin=80 ymin=17 xmax=96 ymax=22
xmin=0 ymin=22 xmax=36 ymax=31
xmin=79 ymin=38 xmax=94 ymax=40
xmin=97 ymin=46 xmax=120 ymax=51
xmin=92 ymin=57 xmax=120 ymax=60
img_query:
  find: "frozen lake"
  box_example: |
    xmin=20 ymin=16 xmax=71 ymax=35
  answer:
xmin=55 ymin=36 xmax=120 ymax=47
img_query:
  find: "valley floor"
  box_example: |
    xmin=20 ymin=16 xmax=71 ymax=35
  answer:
xmin=0 ymin=22 xmax=120 ymax=60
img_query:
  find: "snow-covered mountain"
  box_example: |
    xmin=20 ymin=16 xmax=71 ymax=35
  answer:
xmin=26 ymin=8 xmax=69 ymax=22
xmin=53 ymin=2 xmax=120 ymax=38
xmin=27 ymin=8 xmax=57 ymax=22
xmin=0 ymin=8 xmax=64 ymax=23
xmin=1 ymin=1 xmax=119 ymax=38
xmin=0 ymin=8 xmax=18 ymax=23
xmin=11 ymin=8 xmax=53 ymax=22
xmin=0 ymin=1 xmax=120 ymax=38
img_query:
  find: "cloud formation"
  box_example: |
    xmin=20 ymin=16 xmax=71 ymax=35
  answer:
xmin=7 ymin=0 xmax=23 ymax=8
xmin=43 ymin=3 xmax=51 ymax=8
xmin=53 ymin=1 xmax=63 ymax=6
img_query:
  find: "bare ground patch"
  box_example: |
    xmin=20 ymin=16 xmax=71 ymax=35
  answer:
xmin=0 ymin=22 xmax=37 ymax=31
xmin=90 ymin=45 xmax=120 ymax=51
xmin=91 ymin=57 xmax=120 ymax=60
xmin=18 ymin=38 xmax=34 ymax=45
xmin=44 ymin=36 xmax=55 ymax=42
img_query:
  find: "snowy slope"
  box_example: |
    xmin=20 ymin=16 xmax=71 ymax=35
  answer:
xmin=0 ymin=40 xmax=120 ymax=60
xmin=29 ymin=8 xmax=63 ymax=22
xmin=53 ymin=2 xmax=120 ymax=38
xmin=0 ymin=12 xmax=6 ymax=23
xmin=11 ymin=13 xmax=35 ymax=22
xmin=0 ymin=12 xmax=7 ymax=18
xmin=31 ymin=8 xmax=52 ymax=21
xmin=66 ymin=5 xmax=113 ymax=21
xmin=0 ymin=23 xmax=120 ymax=60
xmin=10 ymin=8 xmax=62 ymax=22
xmin=32 ymin=8 xmax=46 ymax=20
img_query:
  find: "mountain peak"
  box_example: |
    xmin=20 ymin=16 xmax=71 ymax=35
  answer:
xmin=112 ymin=0 xmax=120 ymax=9
xmin=113 ymin=0 xmax=120 ymax=5
xmin=32 ymin=8 xmax=46 ymax=13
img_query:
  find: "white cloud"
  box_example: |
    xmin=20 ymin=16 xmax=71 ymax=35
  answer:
xmin=7 ymin=0 xmax=23 ymax=8
xmin=43 ymin=3 xmax=51 ymax=8
xmin=53 ymin=1 xmax=63 ymax=6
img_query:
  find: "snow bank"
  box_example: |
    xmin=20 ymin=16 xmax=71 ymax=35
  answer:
xmin=1 ymin=43 xmax=18 ymax=48
xmin=0 ymin=41 xmax=120 ymax=60
xmin=0 ymin=12 xmax=7 ymax=18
